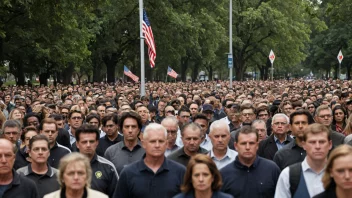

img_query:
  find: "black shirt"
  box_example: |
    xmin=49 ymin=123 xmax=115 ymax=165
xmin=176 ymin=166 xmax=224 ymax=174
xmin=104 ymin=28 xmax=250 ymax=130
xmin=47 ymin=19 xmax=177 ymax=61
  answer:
xmin=56 ymin=128 xmax=72 ymax=151
xmin=14 ymin=146 xmax=30 ymax=170
xmin=49 ymin=142 xmax=71 ymax=168
xmin=167 ymin=147 xmax=209 ymax=167
xmin=90 ymin=154 xmax=119 ymax=197
xmin=273 ymin=139 xmax=306 ymax=170
xmin=96 ymin=134 xmax=123 ymax=157
xmin=116 ymin=156 xmax=185 ymax=198
xmin=2 ymin=170 xmax=39 ymax=198
xmin=16 ymin=164 xmax=60 ymax=198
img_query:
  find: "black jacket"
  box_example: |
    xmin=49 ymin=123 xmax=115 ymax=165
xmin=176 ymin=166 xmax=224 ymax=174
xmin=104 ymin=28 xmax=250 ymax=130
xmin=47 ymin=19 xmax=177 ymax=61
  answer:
xmin=257 ymin=134 xmax=293 ymax=160
xmin=2 ymin=170 xmax=39 ymax=198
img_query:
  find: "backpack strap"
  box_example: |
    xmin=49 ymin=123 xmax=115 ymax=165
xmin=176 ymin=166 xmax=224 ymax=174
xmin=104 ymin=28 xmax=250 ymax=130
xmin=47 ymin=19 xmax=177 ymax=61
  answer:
xmin=289 ymin=162 xmax=302 ymax=196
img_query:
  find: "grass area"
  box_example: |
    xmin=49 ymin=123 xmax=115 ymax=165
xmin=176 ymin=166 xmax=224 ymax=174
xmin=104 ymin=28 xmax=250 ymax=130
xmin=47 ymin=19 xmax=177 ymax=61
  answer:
xmin=3 ymin=80 xmax=40 ymax=86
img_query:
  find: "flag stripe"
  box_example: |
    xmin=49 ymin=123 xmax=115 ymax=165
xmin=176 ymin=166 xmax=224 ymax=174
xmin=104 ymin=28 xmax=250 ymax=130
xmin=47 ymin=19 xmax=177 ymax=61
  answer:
xmin=167 ymin=66 xmax=178 ymax=79
xmin=124 ymin=66 xmax=139 ymax=82
xmin=143 ymin=10 xmax=156 ymax=68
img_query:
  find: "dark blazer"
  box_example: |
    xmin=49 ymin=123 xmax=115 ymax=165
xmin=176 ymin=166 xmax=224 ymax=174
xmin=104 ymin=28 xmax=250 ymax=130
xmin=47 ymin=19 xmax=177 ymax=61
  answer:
xmin=313 ymin=183 xmax=337 ymax=198
xmin=173 ymin=191 xmax=233 ymax=198
xmin=257 ymin=134 xmax=293 ymax=160
xmin=330 ymin=130 xmax=345 ymax=147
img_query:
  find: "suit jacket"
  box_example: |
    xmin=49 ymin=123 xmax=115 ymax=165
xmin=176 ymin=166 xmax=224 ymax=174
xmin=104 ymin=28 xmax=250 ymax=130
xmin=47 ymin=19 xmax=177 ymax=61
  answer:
xmin=257 ymin=134 xmax=293 ymax=160
xmin=330 ymin=130 xmax=345 ymax=147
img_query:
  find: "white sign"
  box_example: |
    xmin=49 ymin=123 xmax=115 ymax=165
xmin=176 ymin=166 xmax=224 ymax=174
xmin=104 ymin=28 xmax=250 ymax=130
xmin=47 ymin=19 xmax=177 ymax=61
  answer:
xmin=337 ymin=50 xmax=343 ymax=64
xmin=269 ymin=50 xmax=275 ymax=64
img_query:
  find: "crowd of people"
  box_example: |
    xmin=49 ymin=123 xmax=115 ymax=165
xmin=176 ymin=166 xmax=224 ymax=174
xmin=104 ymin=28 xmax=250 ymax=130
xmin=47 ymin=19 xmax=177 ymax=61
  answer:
xmin=1 ymin=79 xmax=352 ymax=198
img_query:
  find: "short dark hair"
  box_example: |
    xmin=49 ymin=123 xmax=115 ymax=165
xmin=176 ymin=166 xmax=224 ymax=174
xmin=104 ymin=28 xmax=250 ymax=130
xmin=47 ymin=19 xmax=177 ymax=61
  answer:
xmin=39 ymin=118 xmax=58 ymax=131
xmin=234 ymin=125 xmax=258 ymax=143
xmin=119 ymin=111 xmax=142 ymax=130
xmin=48 ymin=114 xmax=64 ymax=121
xmin=192 ymin=113 xmax=209 ymax=123
xmin=289 ymin=110 xmax=315 ymax=125
xmin=85 ymin=114 xmax=101 ymax=126
xmin=178 ymin=105 xmax=191 ymax=115
xmin=68 ymin=110 xmax=83 ymax=119
xmin=29 ymin=134 xmax=50 ymax=150
xmin=102 ymin=113 xmax=118 ymax=127
xmin=75 ymin=124 xmax=100 ymax=142
xmin=23 ymin=112 xmax=41 ymax=127
xmin=240 ymin=103 xmax=256 ymax=114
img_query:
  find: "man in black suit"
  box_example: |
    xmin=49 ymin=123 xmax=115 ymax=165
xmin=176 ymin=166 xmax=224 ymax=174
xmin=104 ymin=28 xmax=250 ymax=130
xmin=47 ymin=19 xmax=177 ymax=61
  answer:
xmin=257 ymin=113 xmax=293 ymax=160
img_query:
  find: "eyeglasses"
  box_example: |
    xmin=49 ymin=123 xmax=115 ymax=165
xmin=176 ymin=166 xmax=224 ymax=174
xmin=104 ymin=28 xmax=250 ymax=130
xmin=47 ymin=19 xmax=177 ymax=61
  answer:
xmin=166 ymin=110 xmax=175 ymax=115
xmin=273 ymin=122 xmax=287 ymax=126
xmin=167 ymin=130 xmax=177 ymax=136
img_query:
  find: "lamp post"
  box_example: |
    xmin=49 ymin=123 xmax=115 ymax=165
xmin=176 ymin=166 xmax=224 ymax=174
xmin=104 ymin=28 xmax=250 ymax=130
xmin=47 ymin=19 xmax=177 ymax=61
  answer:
xmin=229 ymin=0 xmax=233 ymax=88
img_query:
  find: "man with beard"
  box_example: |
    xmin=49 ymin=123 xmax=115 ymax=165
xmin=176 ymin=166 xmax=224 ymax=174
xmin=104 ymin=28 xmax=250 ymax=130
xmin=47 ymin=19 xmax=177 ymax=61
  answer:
xmin=136 ymin=105 xmax=150 ymax=133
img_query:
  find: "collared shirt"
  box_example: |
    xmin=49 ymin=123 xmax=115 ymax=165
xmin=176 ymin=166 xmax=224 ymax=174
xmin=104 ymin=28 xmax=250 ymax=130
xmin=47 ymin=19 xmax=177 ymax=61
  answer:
xmin=274 ymin=157 xmax=325 ymax=198
xmin=68 ymin=128 xmax=76 ymax=145
xmin=90 ymin=154 xmax=119 ymax=198
xmin=165 ymin=144 xmax=180 ymax=157
xmin=104 ymin=140 xmax=145 ymax=174
xmin=220 ymin=116 xmax=231 ymax=125
xmin=274 ymin=135 xmax=289 ymax=150
xmin=209 ymin=147 xmax=238 ymax=170
xmin=96 ymin=134 xmax=123 ymax=156
xmin=116 ymin=156 xmax=186 ymax=198
xmin=176 ymin=133 xmax=212 ymax=151
xmin=49 ymin=142 xmax=71 ymax=169
xmin=273 ymin=139 xmax=306 ymax=170
xmin=221 ymin=156 xmax=280 ymax=198
xmin=167 ymin=147 xmax=209 ymax=167
xmin=16 ymin=164 xmax=60 ymax=198
xmin=99 ymin=129 xmax=106 ymax=138
xmin=2 ymin=170 xmax=39 ymax=198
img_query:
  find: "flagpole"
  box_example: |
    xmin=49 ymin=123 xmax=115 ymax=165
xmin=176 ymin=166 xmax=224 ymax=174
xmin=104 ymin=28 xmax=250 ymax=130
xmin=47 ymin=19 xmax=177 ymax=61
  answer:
xmin=229 ymin=0 xmax=233 ymax=88
xmin=139 ymin=0 xmax=145 ymax=96
xmin=271 ymin=63 xmax=273 ymax=81
xmin=339 ymin=63 xmax=341 ymax=80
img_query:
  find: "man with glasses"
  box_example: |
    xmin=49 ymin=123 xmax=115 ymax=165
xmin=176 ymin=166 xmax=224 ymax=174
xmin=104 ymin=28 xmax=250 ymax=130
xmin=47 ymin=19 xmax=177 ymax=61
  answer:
xmin=168 ymin=123 xmax=208 ymax=166
xmin=258 ymin=113 xmax=293 ymax=160
xmin=161 ymin=117 xmax=180 ymax=156
xmin=220 ymin=99 xmax=236 ymax=125
xmin=256 ymin=105 xmax=272 ymax=135
xmin=17 ymin=135 xmax=60 ymax=198
xmin=136 ymin=105 xmax=150 ymax=133
xmin=40 ymin=118 xmax=71 ymax=168
xmin=307 ymin=103 xmax=316 ymax=116
xmin=67 ymin=110 xmax=84 ymax=145
xmin=314 ymin=105 xmax=345 ymax=146
xmin=177 ymin=106 xmax=191 ymax=129
xmin=164 ymin=105 xmax=176 ymax=117
xmin=1 ymin=120 xmax=22 ymax=149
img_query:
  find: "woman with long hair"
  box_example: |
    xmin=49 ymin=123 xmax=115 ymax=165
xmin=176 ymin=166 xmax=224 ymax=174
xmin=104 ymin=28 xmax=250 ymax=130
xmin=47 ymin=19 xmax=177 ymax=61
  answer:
xmin=314 ymin=145 xmax=352 ymax=198
xmin=173 ymin=154 xmax=233 ymax=198
xmin=332 ymin=105 xmax=347 ymax=134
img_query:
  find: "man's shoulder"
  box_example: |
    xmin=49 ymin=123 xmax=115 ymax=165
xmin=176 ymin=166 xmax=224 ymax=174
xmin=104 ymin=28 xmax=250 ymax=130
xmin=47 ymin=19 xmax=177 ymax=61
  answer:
xmin=167 ymin=147 xmax=184 ymax=159
xmin=166 ymin=158 xmax=186 ymax=171
xmin=16 ymin=166 xmax=29 ymax=175
xmin=56 ymin=143 xmax=71 ymax=154
xmin=257 ymin=156 xmax=280 ymax=170
xmin=105 ymin=141 xmax=123 ymax=154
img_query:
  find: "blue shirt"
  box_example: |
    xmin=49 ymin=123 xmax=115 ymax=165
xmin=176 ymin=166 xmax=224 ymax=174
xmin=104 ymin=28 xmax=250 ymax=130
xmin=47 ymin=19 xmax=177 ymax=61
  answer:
xmin=220 ymin=156 xmax=281 ymax=198
xmin=274 ymin=135 xmax=288 ymax=150
xmin=116 ymin=156 xmax=186 ymax=198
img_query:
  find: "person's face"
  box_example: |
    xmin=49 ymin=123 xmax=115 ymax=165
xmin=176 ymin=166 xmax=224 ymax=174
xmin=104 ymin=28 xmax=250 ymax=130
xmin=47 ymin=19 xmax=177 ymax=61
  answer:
xmin=77 ymin=133 xmax=98 ymax=158
xmin=122 ymin=118 xmax=140 ymax=141
xmin=315 ymin=109 xmax=333 ymax=127
xmin=12 ymin=109 xmax=23 ymax=119
xmin=307 ymin=104 xmax=315 ymax=114
xmin=97 ymin=106 xmax=106 ymax=118
xmin=334 ymin=109 xmax=345 ymax=123
xmin=137 ymin=107 xmax=149 ymax=123
xmin=224 ymin=101 xmax=234 ymax=115
xmin=252 ymin=122 xmax=267 ymax=142
xmin=69 ymin=113 xmax=83 ymax=129
xmin=189 ymin=104 xmax=198 ymax=116
xmin=257 ymin=110 xmax=269 ymax=122
xmin=283 ymin=104 xmax=293 ymax=116
xmin=103 ymin=120 xmax=118 ymax=137
xmin=4 ymin=95 xmax=11 ymax=103
xmin=271 ymin=116 xmax=289 ymax=136
xmin=29 ymin=140 xmax=50 ymax=164
xmin=142 ymin=129 xmax=167 ymax=158
xmin=178 ymin=97 xmax=185 ymax=105
xmin=178 ymin=111 xmax=191 ymax=126
xmin=193 ymin=119 xmax=208 ymax=137
xmin=120 ymin=105 xmax=131 ymax=113
xmin=0 ymin=140 xmax=16 ymax=175
xmin=191 ymin=163 xmax=214 ymax=192
xmin=164 ymin=106 xmax=176 ymax=117
xmin=18 ymin=106 xmax=26 ymax=115
xmin=241 ymin=109 xmax=255 ymax=124
xmin=330 ymin=154 xmax=352 ymax=190
xmin=3 ymin=127 xmax=20 ymax=144
xmin=182 ymin=127 xmax=202 ymax=154
xmin=290 ymin=115 xmax=309 ymax=139
xmin=88 ymin=118 xmax=99 ymax=127
xmin=61 ymin=109 xmax=69 ymax=120
xmin=55 ymin=120 xmax=64 ymax=129
xmin=41 ymin=123 xmax=58 ymax=146
xmin=158 ymin=101 xmax=166 ymax=112
xmin=24 ymin=131 xmax=38 ymax=147
xmin=303 ymin=132 xmax=332 ymax=161
xmin=162 ymin=122 xmax=178 ymax=145
xmin=209 ymin=126 xmax=230 ymax=151
xmin=235 ymin=133 xmax=258 ymax=161
xmin=63 ymin=161 xmax=87 ymax=191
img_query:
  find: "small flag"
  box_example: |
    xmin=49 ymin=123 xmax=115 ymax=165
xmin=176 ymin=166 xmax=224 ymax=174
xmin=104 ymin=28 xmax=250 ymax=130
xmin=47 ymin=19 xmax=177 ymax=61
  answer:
xmin=143 ymin=9 xmax=156 ymax=68
xmin=337 ymin=50 xmax=343 ymax=64
xmin=124 ymin=66 xmax=139 ymax=82
xmin=269 ymin=50 xmax=275 ymax=63
xmin=167 ymin=66 xmax=178 ymax=79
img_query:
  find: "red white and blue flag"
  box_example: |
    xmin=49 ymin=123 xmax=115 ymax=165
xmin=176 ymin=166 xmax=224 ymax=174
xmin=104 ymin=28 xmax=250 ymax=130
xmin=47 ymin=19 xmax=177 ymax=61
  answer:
xmin=124 ymin=66 xmax=139 ymax=82
xmin=143 ymin=9 xmax=156 ymax=68
xmin=167 ymin=66 xmax=178 ymax=79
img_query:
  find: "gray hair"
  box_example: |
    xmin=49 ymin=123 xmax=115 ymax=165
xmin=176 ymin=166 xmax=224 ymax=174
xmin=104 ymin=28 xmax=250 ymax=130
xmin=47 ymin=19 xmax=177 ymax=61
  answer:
xmin=161 ymin=116 xmax=179 ymax=128
xmin=252 ymin=119 xmax=267 ymax=128
xmin=1 ymin=120 xmax=21 ymax=135
xmin=209 ymin=120 xmax=230 ymax=135
xmin=271 ymin=113 xmax=290 ymax=125
xmin=143 ymin=123 xmax=167 ymax=139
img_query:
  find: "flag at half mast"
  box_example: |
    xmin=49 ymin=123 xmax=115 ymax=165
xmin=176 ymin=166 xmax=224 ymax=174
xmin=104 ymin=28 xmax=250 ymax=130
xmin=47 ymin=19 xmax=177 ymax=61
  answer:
xmin=167 ymin=66 xmax=178 ymax=79
xmin=124 ymin=66 xmax=139 ymax=82
xmin=143 ymin=9 xmax=156 ymax=68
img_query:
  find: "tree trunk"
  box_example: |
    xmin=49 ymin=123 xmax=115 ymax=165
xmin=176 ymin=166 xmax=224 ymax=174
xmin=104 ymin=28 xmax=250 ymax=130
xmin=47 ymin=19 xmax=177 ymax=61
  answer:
xmin=14 ymin=61 xmax=25 ymax=86
xmin=181 ymin=57 xmax=189 ymax=82
xmin=235 ymin=57 xmax=245 ymax=81
xmin=92 ymin=58 xmax=103 ymax=82
xmin=346 ymin=64 xmax=351 ymax=80
xmin=39 ymin=73 xmax=49 ymax=86
xmin=103 ymin=53 xmax=118 ymax=83
xmin=62 ymin=63 xmax=74 ymax=85
xmin=192 ymin=61 xmax=200 ymax=82
xmin=334 ymin=64 xmax=338 ymax=79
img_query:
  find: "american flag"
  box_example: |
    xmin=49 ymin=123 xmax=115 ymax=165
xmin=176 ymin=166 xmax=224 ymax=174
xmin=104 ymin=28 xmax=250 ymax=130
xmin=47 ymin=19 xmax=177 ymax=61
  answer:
xmin=167 ymin=66 xmax=178 ymax=79
xmin=143 ymin=9 xmax=156 ymax=68
xmin=124 ymin=66 xmax=139 ymax=82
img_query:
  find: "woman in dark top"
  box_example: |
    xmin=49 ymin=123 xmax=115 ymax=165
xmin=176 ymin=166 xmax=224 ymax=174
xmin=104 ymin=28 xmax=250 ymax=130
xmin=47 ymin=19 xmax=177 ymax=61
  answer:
xmin=332 ymin=105 xmax=347 ymax=134
xmin=173 ymin=154 xmax=233 ymax=198
xmin=314 ymin=145 xmax=352 ymax=198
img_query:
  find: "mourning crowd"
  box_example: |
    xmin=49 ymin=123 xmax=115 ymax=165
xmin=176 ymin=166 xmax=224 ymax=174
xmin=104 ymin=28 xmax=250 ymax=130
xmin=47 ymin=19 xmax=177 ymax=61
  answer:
xmin=1 ymin=79 xmax=352 ymax=198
